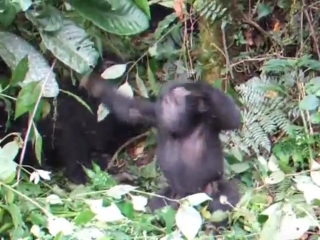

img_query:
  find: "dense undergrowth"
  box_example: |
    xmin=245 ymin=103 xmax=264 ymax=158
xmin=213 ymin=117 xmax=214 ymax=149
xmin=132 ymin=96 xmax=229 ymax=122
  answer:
xmin=1 ymin=0 xmax=320 ymax=239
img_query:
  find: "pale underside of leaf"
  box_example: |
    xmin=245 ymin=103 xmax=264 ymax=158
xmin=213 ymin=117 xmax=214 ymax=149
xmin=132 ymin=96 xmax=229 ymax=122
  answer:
xmin=70 ymin=0 xmax=149 ymax=35
xmin=0 ymin=32 xmax=59 ymax=97
xmin=40 ymin=19 xmax=99 ymax=74
xmin=101 ymin=64 xmax=127 ymax=79
xmin=175 ymin=205 xmax=202 ymax=240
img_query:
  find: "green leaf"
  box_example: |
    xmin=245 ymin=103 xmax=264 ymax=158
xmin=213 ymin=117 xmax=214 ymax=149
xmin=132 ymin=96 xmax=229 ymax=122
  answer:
xmin=297 ymin=56 xmax=320 ymax=71
xmin=161 ymin=207 xmax=176 ymax=232
xmin=0 ymin=141 xmax=19 ymax=183
xmin=10 ymin=55 xmax=29 ymax=86
xmin=260 ymin=212 xmax=281 ymax=240
xmin=265 ymin=171 xmax=285 ymax=184
xmin=25 ymin=5 xmax=64 ymax=32
xmin=29 ymin=212 xmax=47 ymax=227
xmin=7 ymin=204 xmax=23 ymax=229
xmin=261 ymin=59 xmax=295 ymax=73
xmin=257 ymin=3 xmax=271 ymax=20
xmin=0 ymin=32 xmax=59 ymax=97
xmin=135 ymin=73 xmax=149 ymax=98
xmin=74 ymin=209 xmax=95 ymax=226
xmin=310 ymin=112 xmax=320 ymax=124
xmin=68 ymin=0 xmax=149 ymax=35
xmin=0 ymin=0 xmax=6 ymax=12
xmin=5 ymin=189 xmax=15 ymax=204
xmin=230 ymin=162 xmax=250 ymax=173
xmin=310 ymin=77 xmax=320 ymax=87
xmin=32 ymin=124 xmax=43 ymax=164
xmin=116 ymin=202 xmax=134 ymax=219
xmin=40 ymin=99 xmax=51 ymax=119
xmin=15 ymin=81 xmax=42 ymax=119
xmin=299 ymin=95 xmax=320 ymax=111
xmin=277 ymin=0 xmax=290 ymax=9
xmin=14 ymin=0 xmax=32 ymax=11
xmin=134 ymin=0 xmax=150 ymax=18
xmin=147 ymin=61 xmax=160 ymax=95
xmin=1 ymin=140 xmax=20 ymax=162
xmin=0 ymin=3 xmax=17 ymax=27
xmin=40 ymin=19 xmax=99 ymax=74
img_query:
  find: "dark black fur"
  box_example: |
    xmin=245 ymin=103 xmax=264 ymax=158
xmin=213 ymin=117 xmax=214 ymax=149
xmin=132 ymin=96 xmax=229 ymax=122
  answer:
xmin=36 ymin=80 xmax=146 ymax=184
xmin=81 ymin=78 xmax=241 ymax=223
xmin=0 ymin=80 xmax=146 ymax=184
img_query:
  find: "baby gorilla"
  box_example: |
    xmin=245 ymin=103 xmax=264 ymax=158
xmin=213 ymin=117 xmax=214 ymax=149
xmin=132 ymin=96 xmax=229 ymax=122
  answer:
xmin=81 ymin=78 xmax=241 ymax=220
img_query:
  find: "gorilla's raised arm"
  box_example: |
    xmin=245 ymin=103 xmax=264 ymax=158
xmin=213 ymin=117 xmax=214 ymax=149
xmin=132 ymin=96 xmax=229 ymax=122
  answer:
xmin=200 ymin=81 xmax=242 ymax=130
xmin=81 ymin=77 xmax=157 ymax=126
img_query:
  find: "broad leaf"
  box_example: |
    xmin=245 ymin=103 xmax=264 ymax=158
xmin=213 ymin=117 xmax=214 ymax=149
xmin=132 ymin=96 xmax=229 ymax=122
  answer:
xmin=0 ymin=2 xmax=18 ymax=27
xmin=268 ymin=154 xmax=280 ymax=172
xmin=97 ymin=103 xmax=110 ymax=122
xmin=74 ymin=227 xmax=104 ymax=240
xmin=260 ymin=211 xmax=282 ymax=240
xmin=134 ymin=0 xmax=150 ymax=18
xmin=118 ymin=82 xmax=134 ymax=97
xmin=257 ymin=3 xmax=271 ymax=20
xmin=299 ymin=95 xmax=320 ymax=111
xmin=0 ymin=140 xmax=19 ymax=182
xmin=183 ymin=193 xmax=212 ymax=206
xmin=10 ymin=56 xmax=29 ymax=86
xmin=15 ymin=82 xmax=42 ymax=119
xmin=136 ymin=73 xmax=149 ymax=98
xmin=279 ymin=204 xmax=313 ymax=239
xmin=69 ymin=0 xmax=149 ymax=35
xmin=74 ymin=209 xmax=95 ymax=226
xmin=176 ymin=204 xmax=202 ymax=239
xmin=106 ymin=185 xmax=137 ymax=199
xmin=265 ymin=171 xmax=285 ymax=184
xmin=230 ymin=162 xmax=250 ymax=173
xmin=85 ymin=200 xmax=126 ymax=222
xmin=46 ymin=194 xmax=63 ymax=205
xmin=0 ymin=32 xmax=59 ymax=97
xmin=32 ymin=124 xmax=43 ymax=164
xmin=131 ymin=195 xmax=148 ymax=212
xmin=13 ymin=0 xmax=32 ymax=11
xmin=101 ymin=64 xmax=127 ymax=79
xmin=47 ymin=217 xmax=74 ymax=236
xmin=310 ymin=112 xmax=320 ymax=124
xmin=40 ymin=19 xmax=99 ymax=74
xmin=25 ymin=6 xmax=64 ymax=32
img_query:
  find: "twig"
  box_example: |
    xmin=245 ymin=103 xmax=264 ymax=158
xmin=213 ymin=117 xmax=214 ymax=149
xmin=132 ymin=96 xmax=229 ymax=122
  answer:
xmin=230 ymin=54 xmax=279 ymax=68
xmin=108 ymin=130 xmax=151 ymax=169
xmin=16 ymin=60 xmax=57 ymax=181
xmin=0 ymin=182 xmax=51 ymax=216
xmin=242 ymin=18 xmax=282 ymax=47
xmin=221 ymin=24 xmax=234 ymax=79
xmin=303 ymin=3 xmax=320 ymax=59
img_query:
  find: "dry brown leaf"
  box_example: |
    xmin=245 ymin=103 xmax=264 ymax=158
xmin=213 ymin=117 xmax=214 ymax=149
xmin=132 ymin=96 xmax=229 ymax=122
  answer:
xmin=244 ymin=30 xmax=254 ymax=46
xmin=174 ymin=0 xmax=184 ymax=20
xmin=265 ymin=90 xmax=278 ymax=99
xmin=133 ymin=142 xmax=145 ymax=156
xmin=273 ymin=20 xmax=280 ymax=32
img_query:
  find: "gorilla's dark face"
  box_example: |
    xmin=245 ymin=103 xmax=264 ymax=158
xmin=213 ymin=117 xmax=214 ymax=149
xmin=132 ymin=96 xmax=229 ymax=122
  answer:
xmin=156 ymin=83 xmax=208 ymax=137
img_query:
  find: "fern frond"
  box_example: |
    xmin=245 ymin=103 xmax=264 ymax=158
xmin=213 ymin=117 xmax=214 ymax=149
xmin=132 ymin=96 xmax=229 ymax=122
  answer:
xmin=221 ymin=73 xmax=297 ymax=155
